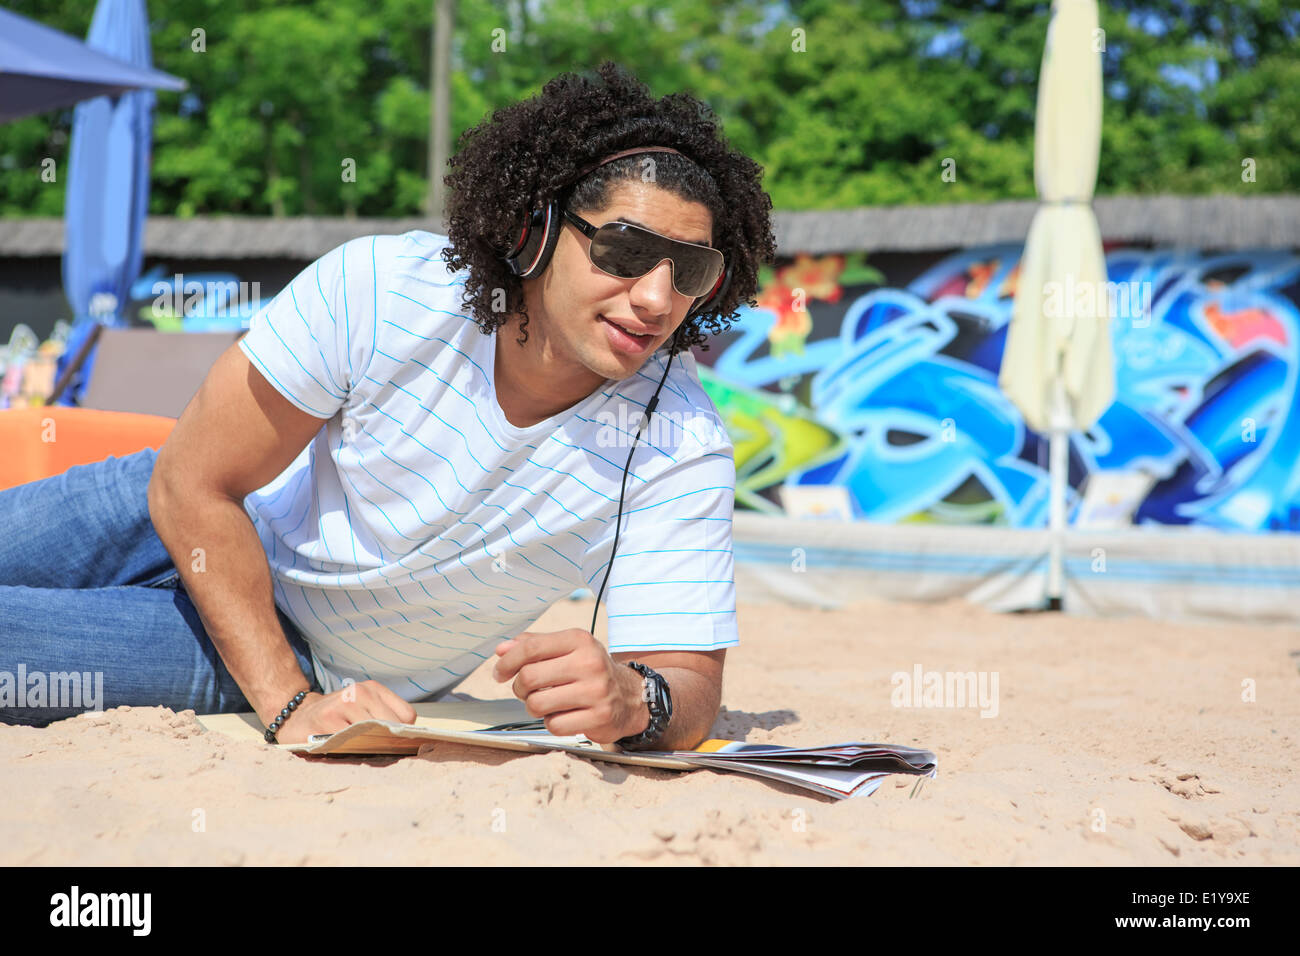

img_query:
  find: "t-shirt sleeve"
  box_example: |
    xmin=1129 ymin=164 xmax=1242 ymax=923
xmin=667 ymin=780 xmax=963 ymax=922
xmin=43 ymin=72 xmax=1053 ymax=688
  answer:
xmin=582 ymin=424 xmax=739 ymax=652
xmin=237 ymin=236 xmax=380 ymax=419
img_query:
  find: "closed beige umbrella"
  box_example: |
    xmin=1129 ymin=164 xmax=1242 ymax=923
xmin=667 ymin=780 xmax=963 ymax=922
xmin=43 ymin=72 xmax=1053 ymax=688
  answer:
xmin=1000 ymin=0 xmax=1115 ymax=609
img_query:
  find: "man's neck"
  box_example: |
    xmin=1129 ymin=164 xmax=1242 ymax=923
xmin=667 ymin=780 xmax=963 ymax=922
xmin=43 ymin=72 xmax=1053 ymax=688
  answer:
xmin=493 ymin=319 xmax=607 ymax=429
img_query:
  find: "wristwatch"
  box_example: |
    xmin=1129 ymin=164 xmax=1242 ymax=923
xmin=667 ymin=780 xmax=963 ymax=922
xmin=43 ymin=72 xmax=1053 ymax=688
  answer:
xmin=615 ymin=661 xmax=673 ymax=751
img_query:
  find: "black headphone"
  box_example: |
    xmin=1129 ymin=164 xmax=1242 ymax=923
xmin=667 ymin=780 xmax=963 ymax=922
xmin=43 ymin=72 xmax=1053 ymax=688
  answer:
xmin=498 ymin=147 xmax=733 ymax=638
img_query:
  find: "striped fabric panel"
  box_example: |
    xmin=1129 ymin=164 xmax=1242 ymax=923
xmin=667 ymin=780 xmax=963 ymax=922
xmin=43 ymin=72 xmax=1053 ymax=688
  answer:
xmin=239 ymin=229 xmax=740 ymax=701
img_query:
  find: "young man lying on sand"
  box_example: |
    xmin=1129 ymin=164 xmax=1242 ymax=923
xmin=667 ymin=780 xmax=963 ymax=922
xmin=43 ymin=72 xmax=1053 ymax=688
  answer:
xmin=0 ymin=61 xmax=775 ymax=749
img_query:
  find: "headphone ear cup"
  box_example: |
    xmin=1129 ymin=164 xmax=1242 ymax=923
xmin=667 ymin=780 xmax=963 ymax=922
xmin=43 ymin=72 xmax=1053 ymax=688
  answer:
xmin=503 ymin=200 xmax=563 ymax=278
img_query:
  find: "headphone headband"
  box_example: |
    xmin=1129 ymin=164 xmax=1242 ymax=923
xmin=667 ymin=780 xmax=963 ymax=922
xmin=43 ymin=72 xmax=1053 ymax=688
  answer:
xmin=572 ymin=146 xmax=685 ymax=183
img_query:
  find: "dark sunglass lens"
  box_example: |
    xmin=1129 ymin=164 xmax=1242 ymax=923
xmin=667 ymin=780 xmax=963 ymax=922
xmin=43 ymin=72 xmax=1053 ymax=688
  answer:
xmin=590 ymin=224 xmax=658 ymax=279
xmin=670 ymin=253 xmax=723 ymax=297
xmin=590 ymin=223 xmax=722 ymax=296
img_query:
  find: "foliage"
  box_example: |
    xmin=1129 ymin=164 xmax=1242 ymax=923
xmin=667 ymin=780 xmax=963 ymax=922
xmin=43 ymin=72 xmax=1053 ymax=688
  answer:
xmin=0 ymin=0 xmax=1294 ymax=217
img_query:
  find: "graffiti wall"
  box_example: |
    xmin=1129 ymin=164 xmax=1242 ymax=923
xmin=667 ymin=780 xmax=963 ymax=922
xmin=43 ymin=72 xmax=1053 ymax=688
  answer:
xmin=696 ymin=245 xmax=1300 ymax=533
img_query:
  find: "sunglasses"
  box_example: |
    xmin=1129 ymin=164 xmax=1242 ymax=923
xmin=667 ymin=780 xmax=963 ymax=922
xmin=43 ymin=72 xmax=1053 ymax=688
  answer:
xmin=561 ymin=208 xmax=725 ymax=298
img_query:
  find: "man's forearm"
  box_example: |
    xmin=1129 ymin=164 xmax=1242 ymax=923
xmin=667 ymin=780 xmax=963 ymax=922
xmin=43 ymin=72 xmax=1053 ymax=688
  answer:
xmin=147 ymin=475 xmax=311 ymax=725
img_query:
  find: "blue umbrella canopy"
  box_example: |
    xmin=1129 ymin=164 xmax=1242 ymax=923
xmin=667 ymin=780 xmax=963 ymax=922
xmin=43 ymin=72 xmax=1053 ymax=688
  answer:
xmin=0 ymin=5 xmax=184 ymax=123
xmin=54 ymin=0 xmax=177 ymax=405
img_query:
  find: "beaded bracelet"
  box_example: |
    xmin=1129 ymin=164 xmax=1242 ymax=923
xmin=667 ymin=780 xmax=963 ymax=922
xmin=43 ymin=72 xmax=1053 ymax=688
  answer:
xmin=263 ymin=689 xmax=311 ymax=743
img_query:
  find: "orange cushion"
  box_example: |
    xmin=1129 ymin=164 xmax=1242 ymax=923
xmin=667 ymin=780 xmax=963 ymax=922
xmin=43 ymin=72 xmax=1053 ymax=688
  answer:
xmin=0 ymin=406 xmax=177 ymax=491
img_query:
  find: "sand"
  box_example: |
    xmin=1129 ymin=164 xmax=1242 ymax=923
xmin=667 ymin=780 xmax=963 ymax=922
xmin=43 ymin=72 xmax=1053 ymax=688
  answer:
xmin=2 ymin=594 xmax=1297 ymax=865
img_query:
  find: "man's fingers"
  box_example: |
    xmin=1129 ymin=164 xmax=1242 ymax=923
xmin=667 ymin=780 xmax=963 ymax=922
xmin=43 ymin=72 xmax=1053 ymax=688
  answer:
xmin=512 ymin=657 xmax=579 ymax=699
xmin=494 ymin=630 xmax=582 ymax=681
xmin=541 ymin=708 xmax=596 ymax=738
xmin=311 ymin=707 xmax=362 ymax=734
xmin=317 ymin=681 xmax=415 ymax=726
xmin=522 ymin=682 xmax=598 ymax=720
xmin=333 ymin=701 xmax=376 ymax=724
xmin=332 ymin=701 xmax=400 ymax=726
xmin=367 ymin=680 xmax=417 ymax=722
xmin=360 ymin=680 xmax=417 ymax=723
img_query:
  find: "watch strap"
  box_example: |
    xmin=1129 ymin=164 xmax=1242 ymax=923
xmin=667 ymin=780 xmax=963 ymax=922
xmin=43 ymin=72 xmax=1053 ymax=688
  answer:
xmin=615 ymin=661 xmax=673 ymax=751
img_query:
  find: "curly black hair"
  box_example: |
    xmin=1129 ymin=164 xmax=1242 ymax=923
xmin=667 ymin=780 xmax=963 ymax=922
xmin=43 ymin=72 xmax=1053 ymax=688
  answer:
xmin=439 ymin=60 xmax=776 ymax=355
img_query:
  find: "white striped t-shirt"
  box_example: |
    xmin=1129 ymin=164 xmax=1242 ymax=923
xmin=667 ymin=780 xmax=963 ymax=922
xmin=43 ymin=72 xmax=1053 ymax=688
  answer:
xmin=236 ymin=230 xmax=739 ymax=701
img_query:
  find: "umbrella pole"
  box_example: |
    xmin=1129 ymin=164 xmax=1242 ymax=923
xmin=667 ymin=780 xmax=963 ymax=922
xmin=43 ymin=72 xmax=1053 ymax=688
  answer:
xmin=44 ymin=319 xmax=103 ymax=406
xmin=1046 ymin=377 xmax=1070 ymax=610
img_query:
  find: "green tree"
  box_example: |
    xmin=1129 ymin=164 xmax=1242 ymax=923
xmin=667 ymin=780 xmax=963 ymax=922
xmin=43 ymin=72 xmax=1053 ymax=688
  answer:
xmin=0 ymin=0 xmax=1294 ymax=218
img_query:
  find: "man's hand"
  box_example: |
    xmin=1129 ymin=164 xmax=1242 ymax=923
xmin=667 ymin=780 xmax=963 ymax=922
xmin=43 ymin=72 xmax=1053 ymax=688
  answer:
xmin=271 ymin=680 xmax=418 ymax=745
xmin=493 ymin=629 xmax=647 ymax=744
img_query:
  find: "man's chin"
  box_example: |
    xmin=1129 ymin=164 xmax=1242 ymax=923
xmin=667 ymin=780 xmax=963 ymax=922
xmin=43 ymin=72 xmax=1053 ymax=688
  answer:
xmin=601 ymin=349 xmax=659 ymax=381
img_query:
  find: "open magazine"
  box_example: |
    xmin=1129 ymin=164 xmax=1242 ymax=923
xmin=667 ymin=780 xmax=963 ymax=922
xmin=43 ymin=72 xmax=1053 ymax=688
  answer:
xmin=196 ymin=698 xmax=937 ymax=800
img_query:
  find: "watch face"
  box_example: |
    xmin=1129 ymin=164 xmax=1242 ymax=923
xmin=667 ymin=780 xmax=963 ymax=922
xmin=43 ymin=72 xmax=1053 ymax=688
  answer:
xmin=651 ymin=673 xmax=672 ymax=721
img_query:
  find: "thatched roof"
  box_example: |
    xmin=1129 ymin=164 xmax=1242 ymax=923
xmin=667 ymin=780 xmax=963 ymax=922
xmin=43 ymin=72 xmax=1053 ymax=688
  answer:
xmin=2 ymin=194 xmax=1296 ymax=259
xmin=772 ymin=195 xmax=1300 ymax=254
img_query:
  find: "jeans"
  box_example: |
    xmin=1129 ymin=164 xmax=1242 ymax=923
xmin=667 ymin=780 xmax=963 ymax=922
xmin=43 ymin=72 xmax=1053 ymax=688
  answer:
xmin=0 ymin=446 xmax=321 ymax=727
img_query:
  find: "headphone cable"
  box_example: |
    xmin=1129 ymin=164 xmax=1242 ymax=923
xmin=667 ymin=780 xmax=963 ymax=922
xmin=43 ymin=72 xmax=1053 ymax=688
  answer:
xmin=589 ymin=346 xmax=676 ymax=637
